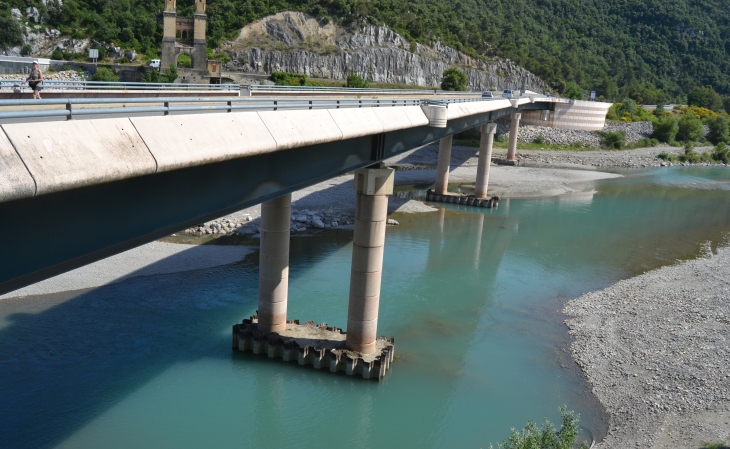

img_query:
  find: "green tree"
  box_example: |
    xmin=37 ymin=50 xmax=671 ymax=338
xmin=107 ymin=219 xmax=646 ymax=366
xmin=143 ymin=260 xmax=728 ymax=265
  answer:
xmin=563 ymin=82 xmax=583 ymax=100
xmin=706 ymin=115 xmax=729 ymax=145
xmin=652 ymin=117 xmax=679 ymax=144
xmin=688 ymin=87 xmax=723 ymax=111
xmin=161 ymin=64 xmax=178 ymax=83
xmin=51 ymin=50 xmax=63 ymax=60
xmin=676 ymin=113 xmax=704 ymax=142
xmin=596 ymin=131 xmax=626 ymax=150
xmin=91 ymin=67 xmax=119 ymax=81
xmin=21 ymin=44 xmax=32 ymax=56
xmin=441 ymin=67 xmax=467 ymax=91
xmin=0 ymin=16 xmax=25 ymax=49
xmin=724 ymin=97 xmax=730 ymax=115
xmin=346 ymin=74 xmax=369 ymax=88
xmin=598 ymin=78 xmax=619 ymax=101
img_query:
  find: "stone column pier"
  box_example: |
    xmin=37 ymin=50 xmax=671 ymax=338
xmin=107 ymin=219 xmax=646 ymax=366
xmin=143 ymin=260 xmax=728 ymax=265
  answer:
xmin=434 ymin=136 xmax=453 ymax=195
xmin=257 ymin=193 xmax=291 ymax=333
xmin=346 ymin=165 xmax=395 ymax=354
xmin=475 ymin=123 xmax=497 ymax=199
xmin=507 ymin=113 xmax=521 ymax=162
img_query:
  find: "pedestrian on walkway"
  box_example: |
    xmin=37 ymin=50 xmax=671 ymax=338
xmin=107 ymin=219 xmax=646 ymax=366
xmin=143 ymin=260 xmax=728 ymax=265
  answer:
xmin=25 ymin=61 xmax=43 ymax=99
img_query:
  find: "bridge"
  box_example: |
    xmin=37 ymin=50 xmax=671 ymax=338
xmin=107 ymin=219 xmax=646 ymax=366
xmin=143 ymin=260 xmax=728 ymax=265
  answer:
xmin=0 ymin=92 xmax=610 ymax=378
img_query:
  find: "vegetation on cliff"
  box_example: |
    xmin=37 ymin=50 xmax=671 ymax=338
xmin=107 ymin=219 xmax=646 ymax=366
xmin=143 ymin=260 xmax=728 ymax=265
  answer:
xmin=2 ymin=0 xmax=730 ymax=101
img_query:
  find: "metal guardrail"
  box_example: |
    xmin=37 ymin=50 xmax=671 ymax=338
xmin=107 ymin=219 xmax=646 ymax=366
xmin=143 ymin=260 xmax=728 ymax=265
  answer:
xmin=0 ymin=96 xmax=425 ymax=121
xmin=0 ymin=80 xmax=240 ymax=91
xmin=247 ymin=84 xmax=482 ymax=95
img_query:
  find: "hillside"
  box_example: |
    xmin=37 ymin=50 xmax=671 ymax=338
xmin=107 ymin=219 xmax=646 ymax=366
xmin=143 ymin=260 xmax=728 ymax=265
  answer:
xmin=225 ymin=12 xmax=548 ymax=92
xmin=2 ymin=0 xmax=730 ymax=100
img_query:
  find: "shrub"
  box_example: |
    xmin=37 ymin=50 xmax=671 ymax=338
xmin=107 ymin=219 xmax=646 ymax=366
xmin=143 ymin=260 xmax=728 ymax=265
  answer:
xmin=346 ymin=74 xmax=369 ymax=88
xmin=161 ymin=64 xmax=178 ymax=83
xmin=705 ymin=115 xmax=730 ymax=145
xmin=493 ymin=407 xmax=589 ymax=449
xmin=688 ymin=86 xmax=723 ymax=111
xmin=652 ymin=117 xmax=679 ymax=144
xmin=563 ymin=82 xmax=583 ymax=100
xmin=711 ymin=142 xmax=730 ymax=163
xmin=441 ymin=67 xmax=467 ymax=91
xmin=678 ymin=142 xmax=701 ymax=163
xmin=658 ymin=151 xmax=677 ymax=162
xmin=533 ymin=135 xmax=545 ymax=144
xmin=51 ymin=50 xmax=63 ymax=60
xmin=91 ymin=67 xmax=118 ymax=82
xmin=271 ymin=71 xmax=307 ymax=86
xmin=676 ymin=112 xmax=704 ymax=142
xmin=632 ymin=137 xmax=659 ymax=148
xmin=177 ymin=54 xmax=192 ymax=68
xmin=143 ymin=70 xmax=161 ymax=82
xmin=596 ymin=130 xmax=626 ymax=150
xmin=21 ymin=44 xmax=32 ymax=56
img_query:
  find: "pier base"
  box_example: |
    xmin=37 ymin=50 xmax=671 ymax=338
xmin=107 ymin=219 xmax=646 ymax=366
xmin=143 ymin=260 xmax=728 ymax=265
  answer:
xmin=426 ymin=189 xmax=499 ymax=208
xmin=233 ymin=316 xmax=395 ymax=380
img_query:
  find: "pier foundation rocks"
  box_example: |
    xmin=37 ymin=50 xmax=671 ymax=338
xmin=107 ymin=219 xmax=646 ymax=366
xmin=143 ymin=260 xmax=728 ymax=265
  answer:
xmin=233 ymin=317 xmax=395 ymax=380
xmin=425 ymin=189 xmax=500 ymax=208
xmin=346 ymin=165 xmax=395 ymax=354
xmin=475 ymin=123 xmax=497 ymax=199
xmin=507 ymin=112 xmax=521 ymax=162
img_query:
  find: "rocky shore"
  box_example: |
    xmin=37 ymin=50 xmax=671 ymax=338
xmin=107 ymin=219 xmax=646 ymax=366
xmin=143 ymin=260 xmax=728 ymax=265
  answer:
xmin=565 ymin=243 xmax=730 ymax=448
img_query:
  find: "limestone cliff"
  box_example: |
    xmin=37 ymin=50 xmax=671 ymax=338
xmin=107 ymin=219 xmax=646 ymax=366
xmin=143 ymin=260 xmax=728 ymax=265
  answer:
xmin=222 ymin=12 xmax=549 ymax=92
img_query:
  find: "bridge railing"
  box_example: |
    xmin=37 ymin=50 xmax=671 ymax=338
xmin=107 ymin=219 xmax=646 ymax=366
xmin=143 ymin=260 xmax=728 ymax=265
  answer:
xmin=245 ymin=84 xmax=488 ymax=96
xmin=0 ymin=80 xmax=240 ymax=91
xmin=0 ymin=96 xmax=426 ymax=121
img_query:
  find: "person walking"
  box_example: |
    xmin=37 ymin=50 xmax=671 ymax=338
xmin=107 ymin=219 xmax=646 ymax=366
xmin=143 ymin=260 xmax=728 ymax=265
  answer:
xmin=25 ymin=61 xmax=44 ymax=99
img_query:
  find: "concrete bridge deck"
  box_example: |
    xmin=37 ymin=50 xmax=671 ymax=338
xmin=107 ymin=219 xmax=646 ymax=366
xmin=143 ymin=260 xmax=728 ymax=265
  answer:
xmin=0 ymin=95 xmax=609 ymax=297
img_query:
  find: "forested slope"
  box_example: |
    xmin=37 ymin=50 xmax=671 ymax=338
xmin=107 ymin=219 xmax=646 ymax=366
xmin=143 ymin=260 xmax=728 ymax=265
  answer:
xmin=2 ymin=0 xmax=730 ymax=101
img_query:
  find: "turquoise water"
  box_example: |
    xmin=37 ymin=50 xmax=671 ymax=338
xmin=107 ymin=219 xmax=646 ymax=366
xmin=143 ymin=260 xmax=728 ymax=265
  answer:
xmin=1 ymin=167 xmax=730 ymax=448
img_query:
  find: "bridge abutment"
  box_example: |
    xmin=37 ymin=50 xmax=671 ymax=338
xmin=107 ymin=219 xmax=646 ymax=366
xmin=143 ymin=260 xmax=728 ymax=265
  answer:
xmin=257 ymin=193 xmax=291 ymax=333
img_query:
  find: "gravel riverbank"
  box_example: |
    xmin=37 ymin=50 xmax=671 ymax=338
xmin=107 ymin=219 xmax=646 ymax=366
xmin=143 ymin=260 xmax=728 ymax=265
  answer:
xmin=565 ymin=243 xmax=730 ymax=448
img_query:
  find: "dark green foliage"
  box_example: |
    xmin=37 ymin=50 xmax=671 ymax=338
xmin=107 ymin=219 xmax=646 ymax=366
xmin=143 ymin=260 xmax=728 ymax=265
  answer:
xmin=533 ymin=135 xmax=544 ymax=144
xmin=93 ymin=46 xmax=106 ymax=60
xmin=143 ymin=70 xmax=161 ymax=82
xmin=161 ymin=64 xmax=178 ymax=83
xmin=688 ymin=86 xmax=723 ymax=111
xmin=21 ymin=44 xmax=32 ymax=56
xmin=652 ymin=117 xmax=679 ymax=144
xmin=658 ymin=151 xmax=677 ymax=161
xmin=596 ymin=131 xmax=626 ymax=150
xmin=271 ymin=71 xmax=307 ymax=86
xmin=631 ymin=137 xmax=659 ymax=148
xmin=676 ymin=113 xmax=704 ymax=142
xmin=0 ymin=16 xmax=25 ymax=49
xmin=497 ymin=407 xmax=588 ymax=449
xmin=563 ymin=82 xmax=583 ymax=100
xmin=653 ymin=104 xmax=665 ymax=117
xmin=51 ymin=49 xmax=63 ymax=60
xmin=346 ymin=74 xmax=369 ymax=88
xmin=176 ymin=54 xmax=191 ymax=68
xmin=706 ymin=115 xmax=730 ymax=145
xmin=91 ymin=67 xmax=118 ymax=81
xmin=724 ymin=97 xmax=730 ymax=114
xmin=711 ymin=142 xmax=730 ymax=163
xmin=441 ymin=67 xmax=467 ymax=91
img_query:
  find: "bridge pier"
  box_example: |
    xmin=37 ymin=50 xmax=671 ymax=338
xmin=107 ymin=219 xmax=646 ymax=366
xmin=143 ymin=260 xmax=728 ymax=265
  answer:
xmin=475 ymin=123 xmax=497 ymax=199
xmin=507 ymin=113 xmax=521 ymax=162
xmin=434 ymin=136 xmax=453 ymax=195
xmin=346 ymin=165 xmax=395 ymax=354
xmin=257 ymin=193 xmax=291 ymax=333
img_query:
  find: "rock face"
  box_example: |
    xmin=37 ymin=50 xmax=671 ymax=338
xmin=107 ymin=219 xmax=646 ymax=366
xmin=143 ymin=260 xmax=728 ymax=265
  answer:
xmin=223 ymin=12 xmax=549 ymax=92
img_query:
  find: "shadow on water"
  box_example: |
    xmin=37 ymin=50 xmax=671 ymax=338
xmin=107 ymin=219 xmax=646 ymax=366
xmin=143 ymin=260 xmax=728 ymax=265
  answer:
xmin=1 ymin=167 xmax=730 ymax=448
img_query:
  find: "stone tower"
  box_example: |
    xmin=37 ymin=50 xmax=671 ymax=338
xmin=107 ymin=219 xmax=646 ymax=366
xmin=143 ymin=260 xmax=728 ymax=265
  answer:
xmin=160 ymin=0 xmax=207 ymax=76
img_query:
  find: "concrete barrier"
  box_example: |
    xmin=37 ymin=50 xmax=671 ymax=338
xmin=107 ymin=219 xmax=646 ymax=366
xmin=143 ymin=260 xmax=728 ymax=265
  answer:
xmin=0 ymin=130 xmax=36 ymax=201
xmin=257 ymin=109 xmax=343 ymax=150
xmin=130 ymin=112 xmax=277 ymax=172
xmin=328 ymin=108 xmax=384 ymax=139
xmin=2 ymin=118 xmax=156 ymax=195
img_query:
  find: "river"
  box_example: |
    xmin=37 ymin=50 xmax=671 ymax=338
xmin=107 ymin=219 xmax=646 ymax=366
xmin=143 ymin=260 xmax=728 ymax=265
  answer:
xmin=1 ymin=167 xmax=729 ymax=448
